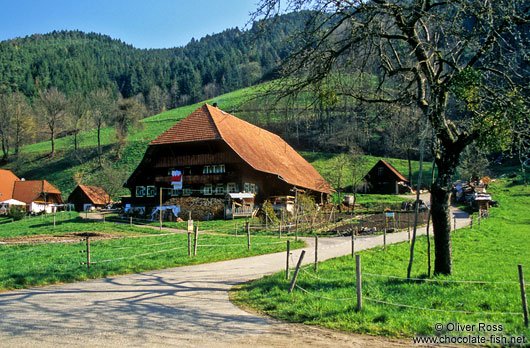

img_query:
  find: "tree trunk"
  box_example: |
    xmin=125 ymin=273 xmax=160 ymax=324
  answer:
xmin=431 ymin=182 xmax=452 ymax=275
xmin=74 ymin=129 xmax=78 ymax=155
xmin=1 ymin=134 xmax=8 ymax=162
xmin=97 ymin=126 xmax=102 ymax=166
xmin=50 ymin=128 xmax=55 ymax=157
xmin=407 ymin=148 xmax=412 ymax=184
xmin=430 ymin=149 xmax=461 ymax=275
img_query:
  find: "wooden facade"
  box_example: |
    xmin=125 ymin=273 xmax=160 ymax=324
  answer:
xmin=125 ymin=140 xmax=294 ymax=208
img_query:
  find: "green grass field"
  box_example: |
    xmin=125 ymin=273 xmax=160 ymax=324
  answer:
xmin=0 ymin=212 xmax=158 ymax=238
xmin=232 ymin=177 xmax=530 ymax=339
xmin=0 ymin=220 xmax=304 ymax=290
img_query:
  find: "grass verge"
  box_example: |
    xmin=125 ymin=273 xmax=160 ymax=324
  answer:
xmin=232 ymin=177 xmax=530 ymax=339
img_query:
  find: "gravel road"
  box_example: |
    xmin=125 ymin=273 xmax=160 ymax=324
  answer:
xmin=0 ymin=209 xmax=469 ymax=347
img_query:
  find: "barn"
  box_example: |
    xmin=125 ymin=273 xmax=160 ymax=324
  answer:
xmin=68 ymin=185 xmax=111 ymax=211
xmin=363 ymin=159 xmax=410 ymax=194
xmin=124 ymin=103 xmax=332 ymax=219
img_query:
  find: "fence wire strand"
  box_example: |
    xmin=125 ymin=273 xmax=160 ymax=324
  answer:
xmin=92 ymin=246 xmax=188 ymax=264
xmin=363 ymin=297 xmax=523 ymax=316
xmin=363 ymin=272 xmax=520 ymax=285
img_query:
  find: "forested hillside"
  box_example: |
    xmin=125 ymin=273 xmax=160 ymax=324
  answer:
xmin=0 ymin=12 xmax=305 ymax=107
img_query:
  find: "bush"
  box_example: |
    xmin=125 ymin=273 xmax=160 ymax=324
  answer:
xmin=8 ymin=206 xmax=26 ymax=221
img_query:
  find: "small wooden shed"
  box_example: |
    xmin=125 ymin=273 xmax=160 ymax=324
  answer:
xmin=68 ymin=185 xmax=111 ymax=211
xmin=363 ymin=159 xmax=410 ymax=194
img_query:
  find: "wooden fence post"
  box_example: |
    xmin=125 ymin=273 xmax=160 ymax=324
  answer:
xmin=130 ymin=216 xmax=133 ymax=227
xmin=53 ymin=213 xmax=56 ymax=229
xmin=295 ymin=213 xmax=298 ymax=241
xmin=356 ymin=254 xmax=362 ymax=311
xmin=352 ymin=227 xmax=356 ymax=257
xmin=187 ymin=231 xmax=191 ymax=257
xmin=383 ymin=225 xmax=387 ymax=250
xmin=288 ymin=250 xmax=306 ymax=294
xmin=193 ymin=224 xmax=198 ymax=256
xmin=246 ymin=221 xmax=251 ymax=250
xmin=314 ymin=235 xmax=318 ymax=272
xmin=159 ymin=187 xmax=163 ymax=231
xmin=518 ymin=264 xmax=529 ymax=327
xmin=86 ymin=235 xmax=90 ymax=269
xmin=470 ymin=215 xmax=473 ymax=229
xmin=278 ymin=222 xmax=282 ymax=238
xmin=407 ymin=212 xmax=411 ymax=242
xmin=235 ymin=221 xmax=238 ymax=236
xmin=453 ymin=215 xmax=456 ymax=232
xmin=286 ymin=240 xmax=290 ymax=280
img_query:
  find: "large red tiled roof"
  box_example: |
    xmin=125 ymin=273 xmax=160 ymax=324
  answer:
xmin=13 ymin=180 xmax=62 ymax=204
xmin=0 ymin=169 xmax=20 ymax=201
xmin=76 ymin=185 xmax=111 ymax=205
xmin=149 ymin=104 xmax=333 ymax=194
xmin=150 ymin=106 xmax=221 ymax=145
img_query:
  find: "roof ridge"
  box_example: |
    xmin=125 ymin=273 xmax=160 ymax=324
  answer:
xmin=206 ymin=103 xmax=282 ymax=140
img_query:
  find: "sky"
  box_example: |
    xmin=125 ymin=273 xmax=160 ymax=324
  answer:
xmin=0 ymin=0 xmax=259 ymax=49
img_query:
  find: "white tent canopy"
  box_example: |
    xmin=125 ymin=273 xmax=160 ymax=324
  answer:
xmin=0 ymin=199 xmax=26 ymax=206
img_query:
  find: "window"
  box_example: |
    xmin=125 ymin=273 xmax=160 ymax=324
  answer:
xmin=202 ymin=184 xmax=213 ymax=195
xmin=135 ymin=186 xmax=146 ymax=197
xmin=183 ymin=186 xmax=192 ymax=196
xmin=146 ymin=186 xmax=157 ymax=197
xmin=215 ymin=184 xmax=225 ymax=195
xmin=203 ymin=166 xmax=211 ymax=174
xmin=378 ymin=167 xmax=384 ymax=178
xmin=250 ymin=184 xmax=255 ymax=194
xmin=213 ymin=164 xmax=225 ymax=173
xmin=243 ymin=183 xmax=250 ymax=193
xmin=227 ymin=182 xmax=237 ymax=193
xmin=171 ymin=188 xmax=181 ymax=197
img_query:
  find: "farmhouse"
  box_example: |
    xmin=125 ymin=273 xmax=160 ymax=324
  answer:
xmin=68 ymin=185 xmax=111 ymax=211
xmin=124 ymin=103 xmax=332 ymax=219
xmin=363 ymin=159 xmax=410 ymax=194
xmin=0 ymin=169 xmax=63 ymax=213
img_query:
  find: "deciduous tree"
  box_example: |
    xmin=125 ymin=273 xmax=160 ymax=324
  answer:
xmin=253 ymin=0 xmax=530 ymax=274
xmin=89 ymin=88 xmax=115 ymax=166
xmin=37 ymin=87 xmax=68 ymax=157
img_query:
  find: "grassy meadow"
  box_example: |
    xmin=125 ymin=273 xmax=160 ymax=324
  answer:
xmin=0 ymin=214 xmax=304 ymax=290
xmin=232 ymin=177 xmax=530 ymax=339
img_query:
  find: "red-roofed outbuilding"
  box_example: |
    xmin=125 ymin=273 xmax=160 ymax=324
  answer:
xmin=68 ymin=185 xmax=111 ymax=211
xmin=363 ymin=159 xmax=410 ymax=194
xmin=0 ymin=168 xmax=63 ymax=213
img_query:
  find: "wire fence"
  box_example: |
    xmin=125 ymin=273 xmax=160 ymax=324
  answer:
xmin=286 ymin=251 xmax=528 ymax=324
xmin=0 ymin=222 xmax=298 ymax=279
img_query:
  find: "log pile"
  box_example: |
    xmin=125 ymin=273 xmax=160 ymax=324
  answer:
xmin=165 ymin=197 xmax=225 ymax=221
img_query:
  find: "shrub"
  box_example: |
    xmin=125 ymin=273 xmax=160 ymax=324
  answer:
xmin=8 ymin=206 xmax=26 ymax=221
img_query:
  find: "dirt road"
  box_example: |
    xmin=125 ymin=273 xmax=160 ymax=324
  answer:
xmin=0 ymin=210 xmax=469 ymax=347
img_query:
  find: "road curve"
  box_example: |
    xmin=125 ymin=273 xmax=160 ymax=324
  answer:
xmin=0 ymin=211 xmax=469 ymax=347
